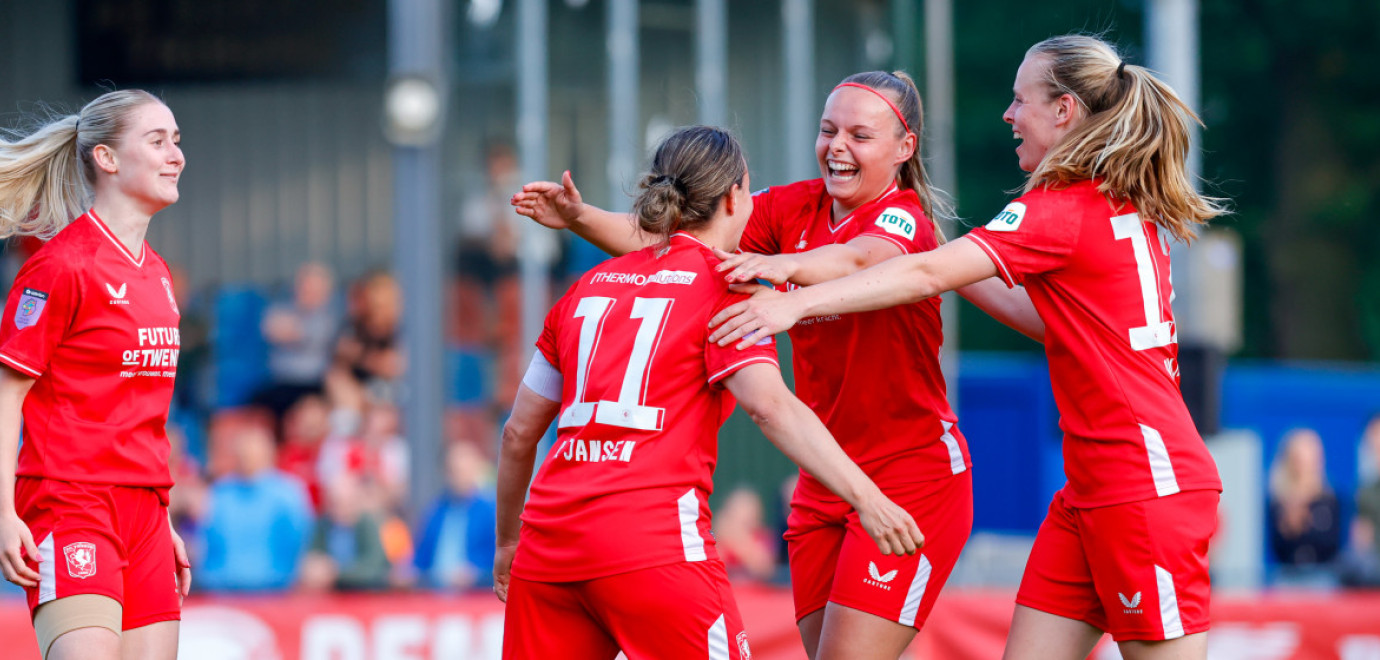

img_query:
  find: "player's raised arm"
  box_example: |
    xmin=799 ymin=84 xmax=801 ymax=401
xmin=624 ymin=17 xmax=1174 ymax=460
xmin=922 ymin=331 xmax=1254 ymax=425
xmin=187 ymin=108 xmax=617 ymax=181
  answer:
xmin=510 ymin=170 xmax=657 ymax=257
xmin=723 ymin=364 xmax=924 ymax=556
xmin=709 ymin=237 xmax=999 ymax=348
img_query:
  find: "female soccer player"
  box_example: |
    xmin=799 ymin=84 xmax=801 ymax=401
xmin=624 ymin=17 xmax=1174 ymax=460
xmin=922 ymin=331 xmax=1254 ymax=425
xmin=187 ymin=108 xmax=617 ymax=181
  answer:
xmin=512 ymin=71 xmax=1041 ymax=659
xmin=0 ymin=90 xmax=192 ymax=660
xmin=708 ymin=35 xmax=1225 ymax=660
xmin=493 ymin=125 xmax=924 ymax=660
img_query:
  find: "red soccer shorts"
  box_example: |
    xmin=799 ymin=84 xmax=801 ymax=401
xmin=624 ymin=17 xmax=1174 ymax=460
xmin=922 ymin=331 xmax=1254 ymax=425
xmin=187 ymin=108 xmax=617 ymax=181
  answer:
xmin=1016 ymin=488 xmax=1219 ymax=642
xmin=16 ymin=478 xmax=179 ymax=629
xmin=503 ymin=560 xmax=750 ymax=660
xmin=785 ymin=469 xmax=973 ymax=629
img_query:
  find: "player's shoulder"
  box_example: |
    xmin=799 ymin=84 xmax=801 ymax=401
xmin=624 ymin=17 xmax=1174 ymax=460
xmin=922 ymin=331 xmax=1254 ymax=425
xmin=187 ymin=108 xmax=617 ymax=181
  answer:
xmin=755 ymin=178 xmax=826 ymax=206
xmin=982 ymin=180 xmax=1107 ymax=234
xmin=16 ymin=223 xmax=100 ymax=281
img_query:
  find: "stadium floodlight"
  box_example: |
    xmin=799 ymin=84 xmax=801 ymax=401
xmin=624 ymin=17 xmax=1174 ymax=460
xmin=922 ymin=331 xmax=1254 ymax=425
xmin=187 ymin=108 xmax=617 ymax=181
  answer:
xmin=383 ymin=74 xmax=445 ymax=148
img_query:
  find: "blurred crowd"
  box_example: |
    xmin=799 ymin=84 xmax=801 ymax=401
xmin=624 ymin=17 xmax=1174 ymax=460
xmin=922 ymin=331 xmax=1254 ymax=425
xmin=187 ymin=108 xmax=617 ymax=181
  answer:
xmin=1266 ymin=416 xmax=1380 ymax=589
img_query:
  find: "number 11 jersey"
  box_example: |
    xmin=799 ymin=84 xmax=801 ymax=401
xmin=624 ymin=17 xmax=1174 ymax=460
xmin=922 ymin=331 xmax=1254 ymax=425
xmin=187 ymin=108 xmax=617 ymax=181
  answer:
xmin=965 ymin=181 xmax=1221 ymax=508
xmin=512 ymin=232 xmax=780 ymax=583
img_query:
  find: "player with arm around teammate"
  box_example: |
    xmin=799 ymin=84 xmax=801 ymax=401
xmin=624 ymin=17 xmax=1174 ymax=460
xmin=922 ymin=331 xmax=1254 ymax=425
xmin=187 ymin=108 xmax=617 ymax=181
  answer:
xmin=512 ymin=71 xmax=1042 ymax=660
xmin=0 ymin=90 xmax=192 ymax=660
xmin=492 ymin=125 xmax=924 ymax=660
xmin=708 ymin=35 xmax=1226 ymax=660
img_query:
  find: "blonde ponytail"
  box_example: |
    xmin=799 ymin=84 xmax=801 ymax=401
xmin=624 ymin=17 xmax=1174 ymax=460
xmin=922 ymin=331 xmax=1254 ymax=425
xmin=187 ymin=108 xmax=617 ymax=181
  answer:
xmin=0 ymin=89 xmax=163 ymax=239
xmin=1022 ymin=35 xmax=1226 ymax=242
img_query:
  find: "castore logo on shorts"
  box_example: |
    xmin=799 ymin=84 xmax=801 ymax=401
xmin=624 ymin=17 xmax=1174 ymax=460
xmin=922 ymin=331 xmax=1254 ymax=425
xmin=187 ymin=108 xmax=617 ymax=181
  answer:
xmin=864 ymin=561 xmax=898 ymax=590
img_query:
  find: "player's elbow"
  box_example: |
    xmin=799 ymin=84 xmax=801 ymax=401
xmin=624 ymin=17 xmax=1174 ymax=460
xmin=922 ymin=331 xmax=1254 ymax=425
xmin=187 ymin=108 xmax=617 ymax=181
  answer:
xmin=738 ymin=391 xmax=793 ymax=434
xmin=500 ymin=417 xmax=541 ymax=455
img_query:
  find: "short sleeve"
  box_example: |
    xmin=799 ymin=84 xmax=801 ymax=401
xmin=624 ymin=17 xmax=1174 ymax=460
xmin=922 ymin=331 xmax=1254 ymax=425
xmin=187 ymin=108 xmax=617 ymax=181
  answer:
xmin=0 ymin=254 xmax=81 ymax=378
xmin=963 ymin=195 xmax=1080 ymax=288
xmin=738 ymin=188 xmax=782 ymax=255
xmin=857 ymin=202 xmax=938 ymax=255
xmin=704 ymin=292 xmax=780 ymax=386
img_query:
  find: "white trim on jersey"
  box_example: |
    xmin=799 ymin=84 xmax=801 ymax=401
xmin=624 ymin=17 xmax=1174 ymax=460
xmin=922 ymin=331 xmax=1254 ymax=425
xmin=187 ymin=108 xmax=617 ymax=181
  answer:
xmin=38 ymin=533 xmax=56 ymax=604
xmin=707 ymin=614 xmax=731 ymax=660
xmin=1155 ymin=565 xmax=1185 ymax=640
xmin=86 ymin=213 xmax=146 ymax=268
xmin=828 ymin=184 xmax=901 ymax=234
xmin=521 ymin=351 xmax=563 ymax=402
xmin=963 ymin=234 xmax=1015 ymax=286
xmin=939 ymin=421 xmax=967 ymax=475
xmin=678 ymin=489 xmax=708 ymax=562
xmin=707 ymin=356 xmax=779 ymax=385
xmin=897 ymin=554 xmax=933 ymax=627
xmin=0 ymin=353 xmax=43 ymax=378
xmin=1140 ymin=424 xmax=1181 ymax=497
xmin=670 ymin=232 xmax=714 ymax=251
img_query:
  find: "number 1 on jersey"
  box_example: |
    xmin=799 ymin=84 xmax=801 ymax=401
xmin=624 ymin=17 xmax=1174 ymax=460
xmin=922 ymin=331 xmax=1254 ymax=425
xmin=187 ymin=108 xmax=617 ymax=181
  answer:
xmin=1111 ymin=213 xmax=1174 ymax=351
xmin=558 ymin=296 xmax=672 ymax=431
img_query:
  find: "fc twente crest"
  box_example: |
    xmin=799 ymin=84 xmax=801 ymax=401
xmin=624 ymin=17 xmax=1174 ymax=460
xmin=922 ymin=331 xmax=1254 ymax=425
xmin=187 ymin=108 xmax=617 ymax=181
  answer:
xmin=64 ymin=542 xmax=97 ymax=579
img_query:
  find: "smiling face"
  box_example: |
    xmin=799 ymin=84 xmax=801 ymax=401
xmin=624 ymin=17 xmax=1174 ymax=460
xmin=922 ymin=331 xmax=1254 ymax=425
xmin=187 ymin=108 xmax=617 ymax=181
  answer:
xmin=815 ymin=86 xmax=915 ymax=218
xmin=98 ymin=102 xmax=184 ymax=213
xmin=1003 ymin=54 xmax=1080 ymax=172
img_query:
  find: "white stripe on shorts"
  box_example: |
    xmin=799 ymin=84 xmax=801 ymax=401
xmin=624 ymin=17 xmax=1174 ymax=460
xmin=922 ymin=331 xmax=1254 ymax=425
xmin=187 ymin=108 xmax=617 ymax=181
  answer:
xmin=678 ymin=489 xmax=707 ymax=562
xmin=707 ymin=614 xmax=730 ymax=660
xmin=1155 ymin=565 xmax=1185 ymax=639
xmin=38 ymin=533 xmax=56 ymax=604
xmin=897 ymin=554 xmax=933 ymax=627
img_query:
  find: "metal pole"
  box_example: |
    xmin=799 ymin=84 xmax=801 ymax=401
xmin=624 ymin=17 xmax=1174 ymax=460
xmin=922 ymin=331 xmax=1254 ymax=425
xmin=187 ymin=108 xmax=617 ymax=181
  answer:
xmin=696 ymin=0 xmax=728 ymax=128
xmin=389 ymin=0 xmax=446 ymax=521
xmin=1146 ymin=0 xmax=1201 ymax=181
xmin=782 ymin=0 xmax=815 ymax=182
xmin=517 ymin=0 xmax=551 ymax=358
xmin=608 ymin=0 xmax=639 ymax=211
xmin=923 ymin=0 xmax=960 ymax=407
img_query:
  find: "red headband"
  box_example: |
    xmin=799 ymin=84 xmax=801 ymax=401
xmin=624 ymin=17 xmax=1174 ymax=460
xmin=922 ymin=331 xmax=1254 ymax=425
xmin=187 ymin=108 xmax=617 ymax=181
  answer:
xmin=833 ymin=82 xmax=913 ymax=135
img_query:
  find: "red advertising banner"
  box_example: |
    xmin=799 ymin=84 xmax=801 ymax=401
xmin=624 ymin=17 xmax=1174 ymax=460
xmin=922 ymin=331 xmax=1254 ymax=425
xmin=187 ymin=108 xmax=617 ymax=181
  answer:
xmin=3 ymin=586 xmax=1379 ymax=658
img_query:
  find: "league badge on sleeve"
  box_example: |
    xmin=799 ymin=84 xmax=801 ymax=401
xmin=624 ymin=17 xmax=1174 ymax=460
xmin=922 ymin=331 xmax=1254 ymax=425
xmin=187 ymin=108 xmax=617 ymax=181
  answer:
xmin=14 ymin=288 xmax=48 ymax=329
xmin=985 ymin=202 xmax=1027 ymax=232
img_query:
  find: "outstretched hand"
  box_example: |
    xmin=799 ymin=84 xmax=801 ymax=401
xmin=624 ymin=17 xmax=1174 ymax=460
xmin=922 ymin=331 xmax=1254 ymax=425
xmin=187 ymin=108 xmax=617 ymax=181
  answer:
xmin=708 ymin=284 xmax=805 ymax=349
xmin=857 ymin=495 xmax=925 ymax=556
xmin=510 ymin=170 xmax=584 ymax=230
xmin=711 ymin=247 xmax=797 ymax=285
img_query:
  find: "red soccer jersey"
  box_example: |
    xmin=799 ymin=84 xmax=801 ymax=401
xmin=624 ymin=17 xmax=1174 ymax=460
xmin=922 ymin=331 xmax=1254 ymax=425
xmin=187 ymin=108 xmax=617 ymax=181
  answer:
xmin=512 ymin=232 xmax=780 ymax=582
xmin=740 ymin=179 xmax=969 ymax=485
xmin=965 ymin=180 xmax=1222 ymax=507
xmin=0 ymin=211 xmax=181 ymax=488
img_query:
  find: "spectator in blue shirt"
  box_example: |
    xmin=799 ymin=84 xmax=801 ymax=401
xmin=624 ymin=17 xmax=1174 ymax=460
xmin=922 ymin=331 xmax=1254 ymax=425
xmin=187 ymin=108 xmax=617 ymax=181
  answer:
xmin=197 ymin=423 xmax=314 ymax=591
xmin=414 ymin=441 xmax=497 ymax=589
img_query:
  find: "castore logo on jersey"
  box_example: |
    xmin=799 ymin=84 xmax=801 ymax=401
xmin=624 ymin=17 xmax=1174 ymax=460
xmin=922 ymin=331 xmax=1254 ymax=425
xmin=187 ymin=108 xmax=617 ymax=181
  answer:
xmin=106 ymin=282 xmax=129 ymax=304
xmin=1119 ymin=591 xmax=1143 ymax=614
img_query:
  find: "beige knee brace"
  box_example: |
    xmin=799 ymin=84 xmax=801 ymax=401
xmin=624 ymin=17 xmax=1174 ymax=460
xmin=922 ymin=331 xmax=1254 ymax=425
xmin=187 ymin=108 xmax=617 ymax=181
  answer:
xmin=33 ymin=594 xmax=122 ymax=659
